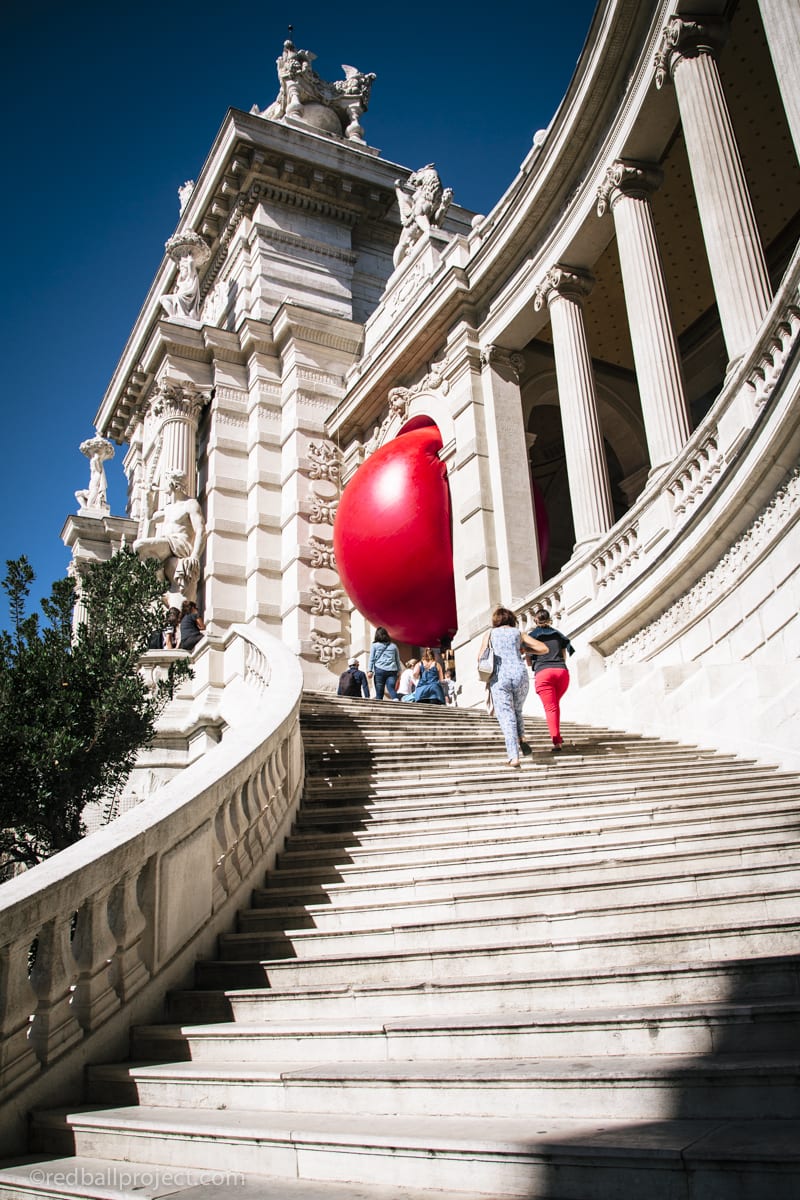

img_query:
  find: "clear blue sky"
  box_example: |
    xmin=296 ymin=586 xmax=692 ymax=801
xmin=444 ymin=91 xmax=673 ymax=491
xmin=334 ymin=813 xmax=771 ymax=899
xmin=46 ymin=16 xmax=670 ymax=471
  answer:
xmin=1 ymin=0 xmax=597 ymax=615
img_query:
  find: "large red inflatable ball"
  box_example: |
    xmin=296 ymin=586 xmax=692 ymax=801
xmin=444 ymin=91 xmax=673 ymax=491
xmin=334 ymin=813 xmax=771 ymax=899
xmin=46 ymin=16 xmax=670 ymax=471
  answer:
xmin=333 ymin=422 xmax=458 ymax=646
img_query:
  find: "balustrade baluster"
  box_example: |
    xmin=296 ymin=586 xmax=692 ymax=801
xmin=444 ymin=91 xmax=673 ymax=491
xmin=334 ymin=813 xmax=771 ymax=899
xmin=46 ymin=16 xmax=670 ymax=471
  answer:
xmin=27 ymin=916 xmax=82 ymax=1065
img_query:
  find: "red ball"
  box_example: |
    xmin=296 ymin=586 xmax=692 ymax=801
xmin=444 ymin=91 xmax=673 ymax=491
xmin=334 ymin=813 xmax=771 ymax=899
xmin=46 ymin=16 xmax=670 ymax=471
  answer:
xmin=334 ymin=422 xmax=458 ymax=646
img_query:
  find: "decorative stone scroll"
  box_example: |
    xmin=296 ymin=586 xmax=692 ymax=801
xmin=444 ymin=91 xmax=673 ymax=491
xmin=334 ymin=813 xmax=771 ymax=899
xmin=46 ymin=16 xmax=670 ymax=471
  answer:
xmin=258 ymin=40 xmax=376 ymax=146
xmin=596 ymin=160 xmax=663 ymax=216
xmin=393 ymin=165 xmax=454 ymax=267
xmin=309 ymin=630 xmax=346 ymax=664
xmin=307 ymin=441 xmax=342 ymax=483
xmin=364 ymin=357 xmax=451 ymax=458
xmin=654 ymin=17 xmax=727 ymax=90
xmin=308 ymin=537 xmax=336 ymax=570
xmin=309 ymin=583 xmax=347 ymax=617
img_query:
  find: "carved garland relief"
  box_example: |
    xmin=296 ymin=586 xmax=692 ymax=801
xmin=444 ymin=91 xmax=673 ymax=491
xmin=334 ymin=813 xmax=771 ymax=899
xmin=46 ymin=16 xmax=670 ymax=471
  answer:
xmin=304 ymin=439 xmax=347 ymax=663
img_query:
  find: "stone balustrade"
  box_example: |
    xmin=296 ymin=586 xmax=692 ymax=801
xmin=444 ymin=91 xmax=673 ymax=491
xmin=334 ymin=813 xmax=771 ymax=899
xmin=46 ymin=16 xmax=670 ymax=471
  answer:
xmin=0 ymin=624 xmax=304 ymax=1155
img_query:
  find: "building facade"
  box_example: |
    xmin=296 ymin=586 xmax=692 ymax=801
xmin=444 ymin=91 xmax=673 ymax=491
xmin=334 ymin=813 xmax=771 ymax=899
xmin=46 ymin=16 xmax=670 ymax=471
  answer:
xmin=67 ymin=0 xmax=800 ymax=767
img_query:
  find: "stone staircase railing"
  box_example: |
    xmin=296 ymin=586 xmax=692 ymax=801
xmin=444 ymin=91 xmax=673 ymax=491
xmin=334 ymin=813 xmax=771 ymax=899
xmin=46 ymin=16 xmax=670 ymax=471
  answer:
xmin=0 ymin=623 xmax=304 ymax=1156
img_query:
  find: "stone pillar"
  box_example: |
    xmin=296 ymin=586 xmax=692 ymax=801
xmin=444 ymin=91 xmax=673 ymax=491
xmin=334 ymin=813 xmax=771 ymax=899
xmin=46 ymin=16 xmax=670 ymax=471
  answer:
xmin=655 ymin=17 xmax=772 ymax=365
xmin=756 ymin=0 xmax=800 ymax=165
xmin=597 ymin=160 xmax=691 ymax=474
xmin=533 ymin=266 xmax=614 ymax=551
xmin=149 ymin=379 xmax=207 ymax=500
xmin=479 ymin=346 xmax=542 ymax=601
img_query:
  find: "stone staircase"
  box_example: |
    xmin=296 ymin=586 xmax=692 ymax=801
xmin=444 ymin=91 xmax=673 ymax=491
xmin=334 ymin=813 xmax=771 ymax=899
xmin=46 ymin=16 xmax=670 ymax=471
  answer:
xmin=2 ymin=692 xmax=800 ymax=1199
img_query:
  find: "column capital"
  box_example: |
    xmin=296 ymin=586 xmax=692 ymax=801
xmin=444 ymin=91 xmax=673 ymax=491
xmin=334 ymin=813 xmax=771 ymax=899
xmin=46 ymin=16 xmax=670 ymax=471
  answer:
xmin=654 ymin=16 xmax=728 ymax=89
xmin=533 ymin=265 xmax=594 ymax=311
xmin=147 ymin=377 xmax=210 ymax=424
xmin=479 ymin=345 xmax=526 ymax=380
xmin=596 ymin=160 xmax=664 ymax=217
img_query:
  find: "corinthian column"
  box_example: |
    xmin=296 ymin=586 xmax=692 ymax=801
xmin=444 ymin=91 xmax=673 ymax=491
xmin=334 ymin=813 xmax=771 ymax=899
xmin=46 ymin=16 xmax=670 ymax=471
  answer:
xmin=533 ymin=266 xmax=614 ymax=551
xmin=149 ymin=379 xmax=207 ymax=500
xmin=597 ymin=160 xmax=690 ymax=473
xmin=655 ymin=17 xmax=772 ymax=365
xmin=756 ymin=0 xmax=800 ymax=165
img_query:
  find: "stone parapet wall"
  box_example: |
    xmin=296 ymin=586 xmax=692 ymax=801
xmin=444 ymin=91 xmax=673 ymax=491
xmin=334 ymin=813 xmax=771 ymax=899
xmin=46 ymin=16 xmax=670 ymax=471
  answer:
xmin=0 ymin=625 xmax=304 ymax=1156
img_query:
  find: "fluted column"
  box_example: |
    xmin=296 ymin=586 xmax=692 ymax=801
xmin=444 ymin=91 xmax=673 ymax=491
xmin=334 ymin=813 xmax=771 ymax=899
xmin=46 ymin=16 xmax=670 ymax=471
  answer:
xmin=655 ymin=17 xmax=772 ymax=365
xmin=479 ymin=346 xmax=542 ymax=601
xmin=756 ymin=0 xmax=800 ymax=166
xmin=149 ymin=379 xmax=207 ymax=499
xmin=533 ymin=266 xmax=614 ymax=551
xmin=597 ymin=160 xmax=691 ymax=473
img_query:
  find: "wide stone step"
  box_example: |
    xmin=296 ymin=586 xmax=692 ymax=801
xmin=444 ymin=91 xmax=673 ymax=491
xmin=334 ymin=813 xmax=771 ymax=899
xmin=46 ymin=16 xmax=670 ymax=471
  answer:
xmin=87 ymin=1052 xmax=800 ymax=1121
xmin=265 ymin=821 xmax=798 ymax=892
xmin=0 ymin=1158 xmax=478 ymax=1200
xmin=27 ymin=1106 xmax=800 ymax=1200
xmin=128 ymin=996 xmax=800 ymax=1067
xmin=205 ymin=912 xmax=800 ymax=988
xmin=287 ymin=790 xmax=798 ymax=851
xmin=275 ymin=801 xmax=799 ymax=874
xmin=238 ymin=860 xmax=800 ymax=936
xmin=253 ymin=836 xmax=800 ymax=912
xmin=218 ymin=879 xmax=800 ymax=960
xmin=178 ymin=952 xmax=800 ymax=1025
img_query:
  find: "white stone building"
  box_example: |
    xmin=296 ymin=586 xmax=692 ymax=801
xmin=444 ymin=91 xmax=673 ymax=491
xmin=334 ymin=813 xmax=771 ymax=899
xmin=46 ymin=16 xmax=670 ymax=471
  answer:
xmin=63 ymin=0 xmax=800 ymax=769
xmin=1 ymin=0 xmax=800 ymax=1188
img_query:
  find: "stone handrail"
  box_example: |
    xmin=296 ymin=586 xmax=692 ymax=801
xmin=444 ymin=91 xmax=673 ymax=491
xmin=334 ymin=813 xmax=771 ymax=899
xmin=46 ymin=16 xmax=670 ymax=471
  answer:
xmin=0 ymin=623 xmax=304 ymax=1154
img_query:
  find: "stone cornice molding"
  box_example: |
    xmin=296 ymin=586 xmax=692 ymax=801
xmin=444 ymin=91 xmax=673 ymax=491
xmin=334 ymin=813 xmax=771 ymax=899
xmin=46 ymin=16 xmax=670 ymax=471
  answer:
xmin=596 ymin=160 xmax=663 ymax=217
xmin=533 ymin=265 xmax=595 ymax=311
xmin=654 ymin=16 xmax=728 ymax=89
xmin=251 ymin=223 xmax=358 ymax=265
xmin=479 ymin=345 xmax=526 ymax=381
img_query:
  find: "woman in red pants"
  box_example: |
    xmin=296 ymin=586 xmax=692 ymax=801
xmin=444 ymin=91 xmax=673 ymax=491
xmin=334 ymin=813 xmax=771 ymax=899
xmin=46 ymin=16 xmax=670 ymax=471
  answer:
xmin=526 ymin=607 xmax=575 ymax=752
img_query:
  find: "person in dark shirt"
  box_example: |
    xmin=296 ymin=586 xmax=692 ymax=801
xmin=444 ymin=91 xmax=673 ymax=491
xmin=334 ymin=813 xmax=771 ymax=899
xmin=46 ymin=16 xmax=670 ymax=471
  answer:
xmin=338 ymin=658 xmax=370 ymax=698
xmin=526 ymin=607 xmax=575 ymax=752
xmin=179 ymin=600 xmax=206 ymax=652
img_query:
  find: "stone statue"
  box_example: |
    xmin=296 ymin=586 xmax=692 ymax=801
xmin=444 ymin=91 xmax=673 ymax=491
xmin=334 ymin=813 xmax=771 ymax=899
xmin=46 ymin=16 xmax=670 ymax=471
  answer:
xmin=258 ymin=41 xmax=376 ymax=145
xmin=159 ymin=232 xmax=211 ymax=323
xmin=134 ymin=468 xmax=207 ymax=601
xmin=393 ymin=165 xmax=454 ymax=267
xmin=75 ymin=436 xmax=114 ymax=512
xmin=177 ymin=180 xmax=195 ymax=215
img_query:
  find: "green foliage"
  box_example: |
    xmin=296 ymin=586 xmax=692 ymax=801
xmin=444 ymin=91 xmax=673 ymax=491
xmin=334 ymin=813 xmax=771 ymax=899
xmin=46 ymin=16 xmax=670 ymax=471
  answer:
xmin=0 ymin=550 xmax=193 ymax=868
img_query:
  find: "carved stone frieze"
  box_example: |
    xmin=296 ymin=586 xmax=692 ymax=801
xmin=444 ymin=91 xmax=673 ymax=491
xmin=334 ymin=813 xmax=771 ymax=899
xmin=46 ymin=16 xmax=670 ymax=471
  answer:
xmin=308 ymin=583 xmax=347 ymax=617
xmin=308 ymin=537 xmax=336 ymax=570
xmin=309 ymin=630 xmax=346 ymax=664
xmin=654 ymin=17 xmax=727 ymax=89
xmin=533 ymin=265 xmax=594 ymax=311
xmin=596 ymin=160 xmax=663 ymax=217
xmin=610 ymin=467 xmax=800 ymax=664
xmin=307 ymin=442 xmax=342 ymax=484
xmin=309 ymin=497 xmax=338 ymax=524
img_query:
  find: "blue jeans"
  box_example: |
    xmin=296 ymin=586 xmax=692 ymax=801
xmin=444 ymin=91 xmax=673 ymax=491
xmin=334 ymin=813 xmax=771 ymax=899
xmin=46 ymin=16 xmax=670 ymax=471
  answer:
xmin=373 ymin=670 xmax=398 ymax=700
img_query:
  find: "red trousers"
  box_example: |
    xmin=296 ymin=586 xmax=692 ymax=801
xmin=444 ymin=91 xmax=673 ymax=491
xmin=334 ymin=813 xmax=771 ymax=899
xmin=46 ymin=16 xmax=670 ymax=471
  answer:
xmin=534 ymin=668 xmax=570 ymax=744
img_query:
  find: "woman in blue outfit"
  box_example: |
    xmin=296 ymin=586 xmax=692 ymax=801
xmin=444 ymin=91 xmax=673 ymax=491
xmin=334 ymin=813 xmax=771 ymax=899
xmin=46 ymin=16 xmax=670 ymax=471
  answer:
xmin=367 ymin=626 xmax=402 ymax=700
xmin=402 ymin=648 xmax=445 ymax=704
xmin=478 ymin=607 xmax=547 ymax=768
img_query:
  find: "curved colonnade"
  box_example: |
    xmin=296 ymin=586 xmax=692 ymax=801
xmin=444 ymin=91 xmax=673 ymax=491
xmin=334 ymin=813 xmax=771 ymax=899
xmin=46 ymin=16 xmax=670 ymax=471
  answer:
xmin=332 ymin=0 xmax=800 ymax=770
